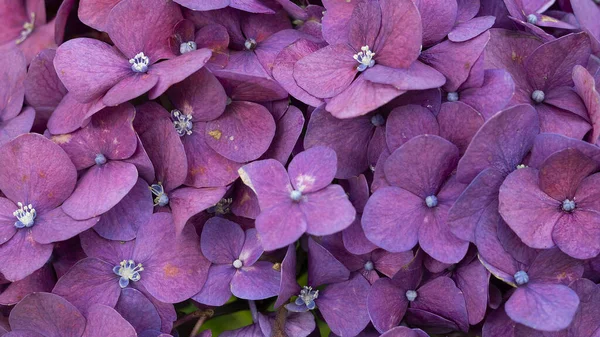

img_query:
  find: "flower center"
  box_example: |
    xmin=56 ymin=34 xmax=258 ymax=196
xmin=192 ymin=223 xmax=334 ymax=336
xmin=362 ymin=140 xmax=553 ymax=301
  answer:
xmin=514 ymin=270 xmax=529 ymax=286
xmin=295 ymin=286 xmax=319 ymax=310
xmin=290 ymin=190 xmax=303 ymax=202
xmin=113 ymin=260 xmax=144 ymax=288
xmin=129 ymin=52 xmax=149 ymax=73
xmin=233 ymin=259 xmax=243 ymax=269
xmin=353 ymin=45 xmax=376 ymax=72
xmin=16 ymin=12 xmax=35 ymax=45
xmin=406 ymin=290 xmax=417 ymax=302
xmin=95 ymin=153 xmax=107 ymax=166
xmin=245 ymin=38 xmax=257 ymax=51
xmin=149 ymin=183 xmax=169 ymax=207
xmin=364 ymin=261 xmax=374 ymax=271
xmin=516 ymin=164 xmax=527 ymax=169
xmin=425 ymin=195 xmax=438 ymax=208
xmin=562 ymin=199 xmax=576 ymax=212
xmin=171 ymin=109 xmax=193 ymax=136
xmin=13 ymin=202 xmax=36 ymax=228
xmin=447 ymin=92 xmax=459 ymax=102
xmin=527 ymin=14 xmax=538 ymax=25
xmin=531 ymin=90 xmax=545 ymax=104
xmin=370 ymin=114 xmax=385 ymax=126
xmin=180 ymin=41 xmax=197 ymax=54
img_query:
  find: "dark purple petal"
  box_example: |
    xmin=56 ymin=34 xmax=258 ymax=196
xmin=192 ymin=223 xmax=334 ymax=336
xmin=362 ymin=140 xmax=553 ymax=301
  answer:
xmin=192 ymin=264 xmax=236 ymax=306
xmin=0 ymin=264 xmax=55 ymax=306
xmin=231 ymin=261 xmax=280 ymax=300
xmin=83 ymin=304 xmax=136 ymax=337
xmin=201 ymin=217 xmax=244 ymax=264
xmin=368 ymin=277 xmax=408 ymax=333
xmin=114 ymin=288 xmax=161 ymax=333
xmin=317 ymin=275 xmax=370 ymax=337
xmin=308 ymin=237 xmax=350 ymax=288
xmin=0 ymin=229 xmax=53 ymax=282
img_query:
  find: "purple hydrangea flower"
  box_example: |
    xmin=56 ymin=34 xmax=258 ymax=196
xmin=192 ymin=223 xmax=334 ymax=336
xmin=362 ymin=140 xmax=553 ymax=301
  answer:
xmin=192 ymin=217 xmax=281 ymax=306
xmin=499 ymin=148 xmax=600 ymax=259
xmin=238 ymin=146 xmax=356 ymax=250
xmin=52 ymin=213 xmax=207 ymax=319
xmin=0 ymin=134 xmax=98 ymax=281
xmin=362 ymin=135 xmax=469 ymax=264
xmin=54 ymin=0 xmax=212 ymax=107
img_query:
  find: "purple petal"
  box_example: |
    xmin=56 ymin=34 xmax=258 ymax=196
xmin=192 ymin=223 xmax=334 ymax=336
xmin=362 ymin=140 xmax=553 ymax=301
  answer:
xmin=31 ymin=207 xmax=98 ymax=244
xmin=83 ymin=304 xmax=136 ymax=337
xmin=573 ymin=65 xmax=600 ymax=144
xmin=239 ymin=228 xmax=263 ymax=266
xmin=448 ymin=16 xmax=496 ymax=42
xmin=0 ymin=265 xmax=55 ymax=306
xmin=106 ymin=0 xmax=182 ymax=61
xmin=457 ymin=104 xmax=539 ymax=183
xmin=47 ymin=94 xmax=105 ymax=135
xmin=505 ymin=283 xmax=579 ymax=331
xmin=293 ymin=44 xmax=358 ymax=99
xmin=0 ymin=48 xmax=26 ymax=121
xmin=385 ymin=104 xmax=439 ymax=151
xmin=288 ymin=146 xmax=336 ymax=193
xmin=317 ymin=275 xmax=370 ymax=337
xmin=454 ymin=258 xmax=490 ymax=325
xmin=362 ymin=62 xmax=446 ymax=91
xmin=411 ymin=276 xmax=469 ymax=332
xmin=368 ymin=278 xmax=408 ymax=333
xmin=102 ymin=73 xmax=158 ymax=107
xmin=54 ymin=38 xmax=130 ymax=103
xmin=274 ymin=244 xmax=300 ymax=308
xmin=0 ymin=229 xmax=53 ymax=281
xmin=308 ymin=237 xmax=350 ymax=288
xmin=9 ymin=292 xmax=85 ymax=337
xmin=374 ymin=0 xmax=422 ymax=68
xmin=169 ymin=186 xmax=226 ymax=235
xmin=114 ymin=288 xmax=161 ymax=333
xmin=192 ymin=264 xmax=236 ymax=306
xmin=147 ymin=48 xmax=212 ymax=99
xmin=262 ymin=105 xmax=305 ymax=165
xmin=201 ymin=217 xmax=245 ymax=264
xmin=301 ymin=185 xmax=356 ymax=236
xmin=255 ymin=201 xmax=306 ymax=251
xmin=77 ymin=0 xmax=120 ymax=31
xmin=459 ymin=69 xmax=515 ymax=120
xmin=168 ymin=68 xmax=227 ymax=122
xmin=437 ymin=102 xmax=484 ymax=154
xmin=0 ymin=133 xmax=76 ymax=212
xmin=62 ymin=162 xmax=138 ymax=220
xmin=238 ymin=159 xmax=291 ymax=210
xmin=94 ymin=178 xmax=152 ymax=241
xmin=538 ymin=148 xmax=598 ymax=201
xmin=0 ymin=107 xmax=35 ymax=147
xmin=51 ymin=258 xmax=121 ymax=315
xmin=205 ymin=101 xmax=275 ymax=163
xmin=134 ymin=213 xmax=210 ymax=303
xmin=418 ymin=0 xmax=458 ymax=46
xmin=231 ymin=261 xmax=281 ymax=300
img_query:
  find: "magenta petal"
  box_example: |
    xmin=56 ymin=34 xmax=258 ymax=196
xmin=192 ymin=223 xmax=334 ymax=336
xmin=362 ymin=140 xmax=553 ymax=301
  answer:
xmin=573 ymin=65 xmax=600 ymax=143
xmin=420 ymin=31 xmax=490 ymax=92
xmin=255 ymin=201 xmax=306 ymax=251
xmin=0 ymin=229 xmax=53 ymax=282
xmin=0 ymin=265 xmax=55 ymax=306
xmin=321 ymin=0 xmax=358 ymax=45
xmin=272 ymin=39 xmax=323 ymax=107
xmin=0 ymin=107 xmax=35 ymax=147
xmin=103 ymin=73 xmax=158 ymax=107
xmin=308 ymin=238 xmax=350 ymax=288
xmin=347 ymin=0 xmax=381 ymax=51
xmin=183 ymin=130 xmax=241 ymax=188
xmin=457 ymin=104 xmax=539 ymax=183
xmin=385 ymin=135 xmax=459 ymax=197
xmin=231 ymin=261 xmax=281 ymax=300
xmin=538 ymin=149 xmax=599 ymax=201
xmin=317 ymin=275 xmax=370 ymax=337
xmin=31 ymin=207 xmax=98 ymax=244
xmin=147 ymin=48 xmax=212 ymax=99
xmin=134 ymin=213 xmax=210 ymax=303
xmin=201 ymin=217 xmax=244 ymax=264
xmin=293 ymin=44 xmax=358 ymax=99
xmin=114 ymin=288 xmax=161 ymax=333
xmin=9 ymin=293 xmax=86 ymax=337
xmin=448 ymin=16 xmax=496 ymax=42
xmin=174 ymin=0 xmax=228 ymax=11
xmin=459 ymin=69 xmax=515 ymax=120
xmin=107 ymin=0 xmax=182 ymax=61
xmin=288 ymin=146 xmax=336 ymax=193
xmin=77 ymin=0 xmax=120 ymax=31
xmin=499 ymin=168 xmax=561 ymax=249
xmin=83 ymin=304 xmax=136 ymax=337
xmin=262 ymin=105 xmax=305 ymax=165
xmin=362 ymin=62 xmax=446 ymax=91
xmin=454 ymin=258 xmax=490 ymax=325
xmin=168 ymin=68 xmax=227 ymax=122
xmin=0 ymin=133 xmax=76 ymax=212
xmin=54 ymin=38 xmax=130 ymax=103
xmin=437 ymin=102 xmax=484 ymax=154
xmin=125 ymin=136 xmax=155 ymax=184
xmin=302 ymin=185 xmax=356 ymax=236
xmin=47 ymin=93 xmax=105 ymax=135
xmin=94 ymin=178 xmax=153 ymax=241
xmin=326 ymin=75 xmax=405 ymax=119
xmin=51 ymin=258 xmax=121 ymax=315
xmin=0 ymin=48 xmax=26 ymax=121
xmin=375 ymin=0 xmax=422 ymax=68
xmin=411 ymin=276 xmax=469 ymax=332
xmin=362 ymin=187 xmax=422 ymax=252
xmin=552 ymin=209 xmax=600 ymax=259
xmin=505 ymin=283 xmax=579 ymax=331
xmin=418 ymin=0 xmax=458 ymax=46
xmin=62 ymin=162 xmax=138 ymax=220
xmin=205 ymin=101 xmax=275 ymax=163
xmin=274 ymin=244 xmax=300 ymax=308
xmin=304 ymin=107 xmax=373 ymax=179
xmin=368 ymin=278 xmax=408 ymax=333
xmin=170 ymin=186 xmax=226 ymax=235
xmin=192 ymin=264 xmax=236 ymax=306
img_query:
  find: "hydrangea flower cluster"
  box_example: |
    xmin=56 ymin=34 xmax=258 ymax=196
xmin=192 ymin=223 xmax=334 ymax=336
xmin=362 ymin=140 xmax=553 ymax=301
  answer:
xmin=1 ymin=0 xmax=600 ymax=336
